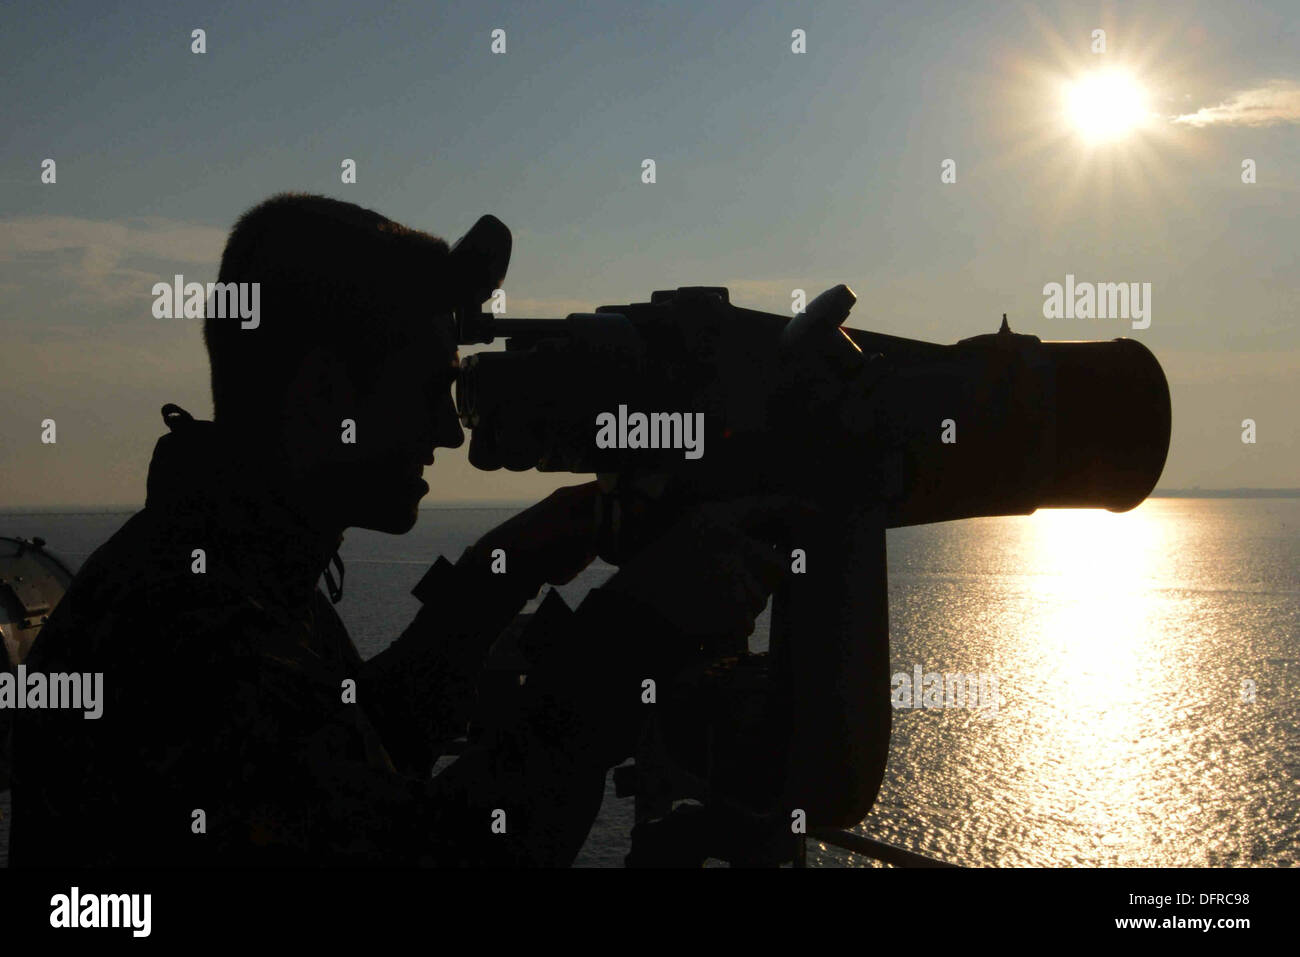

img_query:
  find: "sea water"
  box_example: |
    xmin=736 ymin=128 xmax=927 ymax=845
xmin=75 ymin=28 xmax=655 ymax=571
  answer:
xmin=2 ymin=498 xmax=1296 ymax=867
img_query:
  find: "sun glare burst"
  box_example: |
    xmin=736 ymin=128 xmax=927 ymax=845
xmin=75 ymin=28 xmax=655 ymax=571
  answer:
xmin=1064 ymin=69 xmax=1151 ymax=142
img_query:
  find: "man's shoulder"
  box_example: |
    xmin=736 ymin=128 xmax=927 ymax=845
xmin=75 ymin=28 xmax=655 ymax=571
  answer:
xmin=77 ymin=507 xmax=248 ymax=603
xmin=31 ymin=507 xmax=265 ymax=669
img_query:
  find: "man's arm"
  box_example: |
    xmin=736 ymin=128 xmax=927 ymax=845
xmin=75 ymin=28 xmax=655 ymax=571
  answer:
xmin=195 ymin=580 xmax=690 ymax=866
xmin=359 ymin=484 xmax=602 ymax=776
xmin=358 ymin=551 xmax=539 ymax=778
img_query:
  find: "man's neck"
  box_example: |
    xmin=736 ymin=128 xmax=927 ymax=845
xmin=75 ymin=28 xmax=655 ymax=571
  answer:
xmin=207 ymin=424 xmax=347 ymax=590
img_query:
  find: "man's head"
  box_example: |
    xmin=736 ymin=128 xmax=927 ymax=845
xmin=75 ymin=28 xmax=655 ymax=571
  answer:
xmin=205 ymin=193 xmax=464 ymax=533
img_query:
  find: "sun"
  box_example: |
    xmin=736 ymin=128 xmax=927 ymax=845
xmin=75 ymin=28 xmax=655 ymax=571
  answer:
xmin=1063 ymin=69 xmax=1151 ymax=142
xmin=996 ymin=17 xmax=1206 ymax=227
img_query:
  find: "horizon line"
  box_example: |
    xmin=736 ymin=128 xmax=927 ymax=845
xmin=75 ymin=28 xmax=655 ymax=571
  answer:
xmin=3 ymin=488 xmax=1299 ymax=515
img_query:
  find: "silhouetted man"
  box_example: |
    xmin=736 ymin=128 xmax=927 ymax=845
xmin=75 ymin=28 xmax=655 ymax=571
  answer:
xmin=11 ymin=194 xmax=783 ymax=867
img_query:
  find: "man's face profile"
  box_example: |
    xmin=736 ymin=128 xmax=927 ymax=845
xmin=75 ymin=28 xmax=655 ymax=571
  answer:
xmin=310 ymin=310 xmax=464 ymax=535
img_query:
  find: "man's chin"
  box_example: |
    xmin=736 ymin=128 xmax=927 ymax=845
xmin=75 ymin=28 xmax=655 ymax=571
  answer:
xmin=355 ymin=505 xmax=420 ymax=534
xmin=352 ymin=486 xmax=426 ymax=534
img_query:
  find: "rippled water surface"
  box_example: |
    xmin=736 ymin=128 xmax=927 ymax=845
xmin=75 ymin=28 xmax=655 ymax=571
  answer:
xmin=3 ymin=498 xmax=1296 ymax=867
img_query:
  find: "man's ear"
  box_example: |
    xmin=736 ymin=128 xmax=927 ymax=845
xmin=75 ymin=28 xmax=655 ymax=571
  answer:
xmin=280 ymin=345 xmax=361 ymax=467
xmin=287 ymin=345 xmax=357 ymax=414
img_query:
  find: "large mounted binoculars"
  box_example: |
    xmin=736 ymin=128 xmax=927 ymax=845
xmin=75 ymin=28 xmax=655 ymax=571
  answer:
xmin=448 ymin=214 xmax=1170 ymax=538
xmin=445 ymin=213 xmax=1172 ymax=865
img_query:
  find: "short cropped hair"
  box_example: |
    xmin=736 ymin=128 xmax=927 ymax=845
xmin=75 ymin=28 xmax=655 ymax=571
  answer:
xmin=204 ymin=193 xmax=452 ymax=424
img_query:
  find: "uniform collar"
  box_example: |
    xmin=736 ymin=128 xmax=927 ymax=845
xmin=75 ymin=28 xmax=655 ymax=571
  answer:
xmin=145 ymin=404 xmax=344 ymax=605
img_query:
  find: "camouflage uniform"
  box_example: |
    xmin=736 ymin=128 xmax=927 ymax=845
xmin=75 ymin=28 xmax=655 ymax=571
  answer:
xmin=11 ymin=408 xmax=681 ymax=866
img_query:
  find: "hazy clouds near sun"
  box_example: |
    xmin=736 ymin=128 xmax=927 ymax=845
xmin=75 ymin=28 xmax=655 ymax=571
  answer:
xmin=1173 ymin=80 xmax=1300 ymax=127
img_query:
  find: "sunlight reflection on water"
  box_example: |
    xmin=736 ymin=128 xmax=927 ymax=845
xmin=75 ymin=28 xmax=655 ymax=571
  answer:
xmin=844 ymin=498 xmax=1300 ymax=868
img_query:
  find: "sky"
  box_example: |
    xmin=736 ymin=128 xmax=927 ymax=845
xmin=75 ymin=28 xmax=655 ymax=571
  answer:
xmin=1 ymin=0 xmax=1297 ymax=506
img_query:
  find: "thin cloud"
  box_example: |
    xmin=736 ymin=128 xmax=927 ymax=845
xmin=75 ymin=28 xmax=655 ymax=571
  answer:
xmin=1173 ymin=80 xmax=1300 ymax=128
xmin=0 ymin=215 xmax=225 ymax=263
xmin=0 ymin=215 xmax=226 ymax=308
